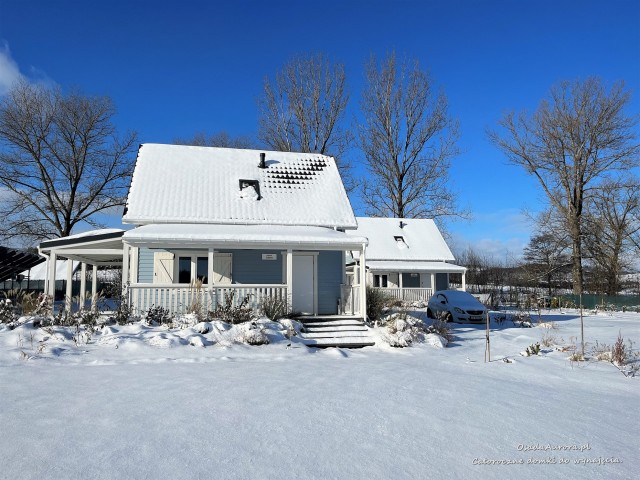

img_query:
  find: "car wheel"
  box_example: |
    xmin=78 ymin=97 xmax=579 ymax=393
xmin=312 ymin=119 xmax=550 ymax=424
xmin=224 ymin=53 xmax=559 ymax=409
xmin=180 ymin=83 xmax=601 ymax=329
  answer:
xmin=427 ymin=308 xmax=434 ymax=319
xmin=445 ymin=313 xmax=453 ymax=323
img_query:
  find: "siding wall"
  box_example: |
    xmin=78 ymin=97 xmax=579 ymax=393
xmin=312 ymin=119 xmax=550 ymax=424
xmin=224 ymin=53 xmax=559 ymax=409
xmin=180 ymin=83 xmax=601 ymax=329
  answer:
xmin=401 ymin=272 xmax=420 ymax=288
xmin=317 ymin=250 xmax=342 ymax=315
xmin=216 ymin=249 xmax=282 ymax=284
xmin=137 ymin=247 xmax=343 ymax=315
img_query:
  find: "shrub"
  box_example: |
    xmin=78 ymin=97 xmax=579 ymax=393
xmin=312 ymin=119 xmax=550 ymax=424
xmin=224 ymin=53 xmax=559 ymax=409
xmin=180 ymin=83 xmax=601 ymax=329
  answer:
xmin=145 ymin=305 xmax=173 ymax=326
xmin=612 ymin=332 xmax=627 ymax=366
xmin=208 ymin=291 xmax=255 ymax=324
xmin=382 ymin=310 xmax=449 ymax=348
xmin=0 ymin=299 xmax=17 ymax=324
xmin=424 ymin=319 xmax=453 ymax=343
xmin=366 ymin=287 xmax=391 ymax=321
xmin=187 ymin=280 xmax=205 ymax=320
xmin=239 ymin=321 xmax=270 ymax=345
xmin=260 ymin=295 xmax=291 ymax=321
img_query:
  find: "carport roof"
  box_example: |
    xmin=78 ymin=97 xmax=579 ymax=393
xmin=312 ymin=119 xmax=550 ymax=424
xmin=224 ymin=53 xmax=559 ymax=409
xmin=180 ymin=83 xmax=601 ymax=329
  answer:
xmin=0 ymin=246 xmax=45 ymax=282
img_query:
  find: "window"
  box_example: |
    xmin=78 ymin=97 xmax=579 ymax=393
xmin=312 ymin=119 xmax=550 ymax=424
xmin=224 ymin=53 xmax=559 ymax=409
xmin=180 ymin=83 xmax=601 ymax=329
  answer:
xmin=196 ymin=257 xmax=208 ymax=284
xmin=374 ymin=274 xmax=388 ymax=288
xmin=394 ymin=235 xmax=407 ymax=249
xmin=178 ymin=257 xmax=191 ymax=283
xmin=176 ymin=254 xmax=210 ymax=284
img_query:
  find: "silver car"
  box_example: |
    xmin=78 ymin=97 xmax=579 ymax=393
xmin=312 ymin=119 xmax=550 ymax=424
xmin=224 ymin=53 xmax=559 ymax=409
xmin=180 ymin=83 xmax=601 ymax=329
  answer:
xmin=427 ymin=290 xmax=487 ymax=323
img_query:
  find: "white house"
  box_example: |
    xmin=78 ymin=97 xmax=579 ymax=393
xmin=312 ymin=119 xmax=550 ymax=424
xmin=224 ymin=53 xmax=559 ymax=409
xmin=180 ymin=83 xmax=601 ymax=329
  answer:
xmin=41 ymin=144 xmax=368 ymax=318
xmin=346 ymin=217 xmax=466 ymax=302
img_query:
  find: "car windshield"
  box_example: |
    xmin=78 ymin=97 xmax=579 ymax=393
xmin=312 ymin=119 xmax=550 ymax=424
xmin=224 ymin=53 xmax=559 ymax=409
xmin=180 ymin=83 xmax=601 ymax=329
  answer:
xmin=440 ymin=291 xmax=482 ymax=306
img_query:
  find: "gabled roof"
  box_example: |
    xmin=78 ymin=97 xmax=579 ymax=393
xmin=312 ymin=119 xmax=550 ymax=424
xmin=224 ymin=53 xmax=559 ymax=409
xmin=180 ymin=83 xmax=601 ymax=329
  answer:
xmin=123 ymin=144 xmax=357 ymax=229
xmin=348 ymin=217 xmax=455 ymax=262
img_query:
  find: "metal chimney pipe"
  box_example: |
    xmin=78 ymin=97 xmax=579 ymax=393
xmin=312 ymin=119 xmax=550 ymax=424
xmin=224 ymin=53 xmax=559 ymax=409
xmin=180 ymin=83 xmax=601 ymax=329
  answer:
xmin=259 ymin=152 xmax=266 ymax=168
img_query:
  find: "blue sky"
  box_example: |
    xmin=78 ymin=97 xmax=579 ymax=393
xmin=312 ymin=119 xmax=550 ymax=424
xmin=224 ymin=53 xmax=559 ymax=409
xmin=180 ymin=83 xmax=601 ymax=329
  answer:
xmin=1 ymin=0 xmax=639 ymax=258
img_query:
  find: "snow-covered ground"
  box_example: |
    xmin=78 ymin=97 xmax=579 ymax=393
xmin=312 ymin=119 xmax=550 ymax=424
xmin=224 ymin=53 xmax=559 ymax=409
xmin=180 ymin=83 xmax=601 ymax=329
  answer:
xmin=0 ymin=309 xmax=637 ymax=480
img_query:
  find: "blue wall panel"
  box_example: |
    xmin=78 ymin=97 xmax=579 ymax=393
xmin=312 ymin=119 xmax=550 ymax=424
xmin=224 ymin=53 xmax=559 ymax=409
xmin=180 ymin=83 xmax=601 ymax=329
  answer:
xmin=317 ymin=251 xmax=343 ymax=315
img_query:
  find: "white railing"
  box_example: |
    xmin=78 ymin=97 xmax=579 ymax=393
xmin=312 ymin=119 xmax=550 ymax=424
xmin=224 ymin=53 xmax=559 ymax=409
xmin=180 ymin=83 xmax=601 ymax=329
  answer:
xmin=341 ymin=284 xmax=361 ymax=315
xmin=128 ymin=283 xmax=287 ymax=315
xmin=213 ymin=285 xmax=287 ymax=311
xmin=373 ymin=287 xmax=433 ymax=303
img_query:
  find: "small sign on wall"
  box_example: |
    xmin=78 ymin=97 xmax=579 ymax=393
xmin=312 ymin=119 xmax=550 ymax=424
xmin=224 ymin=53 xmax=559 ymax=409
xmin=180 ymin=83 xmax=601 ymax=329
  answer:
xmin=262 ymin=254 xmax=277 ymax=261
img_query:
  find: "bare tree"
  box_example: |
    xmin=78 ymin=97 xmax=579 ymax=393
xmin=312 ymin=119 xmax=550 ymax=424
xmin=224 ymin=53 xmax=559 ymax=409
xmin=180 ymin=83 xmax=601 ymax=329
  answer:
xmin=523 ymin=231 xmax=572 ymax=296
xmin=358 ymin=52 xmax=461 ymax=220
xmin=0 ymin=81 xmax=137 ymax=243
xmin=583 ymin=179 xmax=640 ymax=295
xmin=257 ymin=53 xmax=353 ymax=189
xmin=173 ymin=131 xmax=256 ymax=149
xmin=489 ymin=78 xmax=639 ymax=294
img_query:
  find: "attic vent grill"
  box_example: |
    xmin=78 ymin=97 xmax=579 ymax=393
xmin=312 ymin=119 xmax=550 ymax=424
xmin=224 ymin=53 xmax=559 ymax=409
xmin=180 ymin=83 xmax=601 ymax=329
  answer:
xmin=265 ymin=156 xmax=329 ymax=190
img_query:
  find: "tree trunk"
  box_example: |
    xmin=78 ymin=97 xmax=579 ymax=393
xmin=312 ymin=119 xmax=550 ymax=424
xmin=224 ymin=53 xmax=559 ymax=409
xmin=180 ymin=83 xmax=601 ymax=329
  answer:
xmin=571 ymin=222 xmax=584 ymax=295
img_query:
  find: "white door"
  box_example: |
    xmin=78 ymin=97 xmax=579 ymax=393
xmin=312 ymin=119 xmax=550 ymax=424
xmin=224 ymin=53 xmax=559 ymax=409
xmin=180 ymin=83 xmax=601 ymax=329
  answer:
xmin=153 ymin=252 xmax=174 ymax=283
xmin=292 ymin=255 xmax=315 ymax=314
xmin=213 ymin=253 xmax=232 ymax=284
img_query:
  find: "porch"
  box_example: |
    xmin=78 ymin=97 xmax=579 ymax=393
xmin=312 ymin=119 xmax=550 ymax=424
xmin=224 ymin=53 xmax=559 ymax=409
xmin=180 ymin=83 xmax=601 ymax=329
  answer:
xmin=372 ymin=287 xmax=434 ymax=303
xmin=123 ymin=224 xmax=369 ymax=317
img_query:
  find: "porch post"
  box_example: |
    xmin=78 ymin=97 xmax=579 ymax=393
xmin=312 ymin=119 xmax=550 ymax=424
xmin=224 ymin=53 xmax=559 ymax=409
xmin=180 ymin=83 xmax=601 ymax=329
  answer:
xmin=359 ymin=243 xmax=366 ymax=318
xmin=398 ymin=271 xmax=403 ymax=301
xmin=65 ymin=258 xmax=73 ymax=312
xmin=130 ymin=247 xmax=139 ymax=284
xmin=122 ymin=243 xmax=130 ymax=289
xmin=208 ymin=248 xmax=215 ymax=308
xmin=462 ymin=271 xmax=466 ymax=291
xmin=80 ymin=262 xmax=87 ymax=310
xmin=91 ymin=265 xmax=98 ymax=312
xmin=431 ymin=273 xmax=436 ymax=294
xmin=48 ymin=252 xmax=57 ymax=297
xmin=286 ymin=249 xmax=293 ymax=307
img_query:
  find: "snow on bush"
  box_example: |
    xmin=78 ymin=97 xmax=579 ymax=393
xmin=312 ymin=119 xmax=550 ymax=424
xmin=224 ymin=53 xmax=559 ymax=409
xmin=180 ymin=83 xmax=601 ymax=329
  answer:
xmin=380 ymin=311 xmax=449 ymax=348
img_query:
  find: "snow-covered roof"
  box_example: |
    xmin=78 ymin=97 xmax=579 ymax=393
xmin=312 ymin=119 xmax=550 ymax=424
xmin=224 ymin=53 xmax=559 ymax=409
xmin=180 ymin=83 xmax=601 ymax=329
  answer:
xmin=123 ymin=144 xmax=357 ymax=229
xmin=40 ymin=229 xmax=124 ymax=249
xmin=21 ymin=260 xmax=79 ymax=280
xmin=366 ymin=260 xmax=466 ymax=273
xmin=348 ymin=217 xmax=455 ymax=262
xmin=123 ymin=224 xmax=368 ymax=250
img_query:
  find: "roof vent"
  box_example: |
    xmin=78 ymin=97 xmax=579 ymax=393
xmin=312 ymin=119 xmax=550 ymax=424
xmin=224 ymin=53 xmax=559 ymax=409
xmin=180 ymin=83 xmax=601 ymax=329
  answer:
xmin=399 ymin=220 xmax=405 ymax=229
xmin=258 ymin=152 xmax=267 ymax=169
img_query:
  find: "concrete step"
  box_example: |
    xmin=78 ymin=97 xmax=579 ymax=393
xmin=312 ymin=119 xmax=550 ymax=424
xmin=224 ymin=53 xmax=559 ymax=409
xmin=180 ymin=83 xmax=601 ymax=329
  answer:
xmin=300 ymin=337 xmax=376 ymax=348
xmin=302 ymin=331 xmax=371 ymax=339
xmin=304 ymin=325 xmax=368 ymax=332
xmin=296 ymin=316 xmax=374 ymax=348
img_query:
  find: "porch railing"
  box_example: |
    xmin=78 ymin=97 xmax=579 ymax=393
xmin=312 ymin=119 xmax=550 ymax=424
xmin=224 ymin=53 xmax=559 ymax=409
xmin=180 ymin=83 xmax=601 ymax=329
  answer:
xmin=374 ymin=287 xmax=433 ymax=303
xmin=340 ymin=284 xmax=361 ymax=315
xmin=128 ymin=283 xmax=287 ymax=315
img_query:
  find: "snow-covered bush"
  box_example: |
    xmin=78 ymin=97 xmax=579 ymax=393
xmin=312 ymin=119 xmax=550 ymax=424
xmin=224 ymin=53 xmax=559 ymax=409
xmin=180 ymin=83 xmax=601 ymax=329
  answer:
xmin=237 ymin=321 xmax=269 ymax=345
xmin=520 ymin=342 xmax=541 ymax=357
xmin=383 ymin=311 xmax=426 ymax=348
xmin=51 ymin=308 xmax=99 ymax=327
xmin=423 ymin=319 xmax=453 ymax=343
xmin=0 ymin=299 xmax=17 ymax=324
xmin=208 ymin=292 xmax=255 ymax=324
xmin=144 ymin=305 xmax=174 ymax=326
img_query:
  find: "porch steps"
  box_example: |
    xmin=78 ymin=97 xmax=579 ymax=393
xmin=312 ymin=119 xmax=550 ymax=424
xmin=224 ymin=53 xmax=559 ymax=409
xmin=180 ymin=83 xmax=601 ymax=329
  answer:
xmin=297 ymin=317 xmax=375 ymax=348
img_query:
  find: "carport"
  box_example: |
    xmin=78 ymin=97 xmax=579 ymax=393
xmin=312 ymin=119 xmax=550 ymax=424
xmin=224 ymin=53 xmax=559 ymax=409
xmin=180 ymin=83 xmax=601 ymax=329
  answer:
xmin=38 ymin=229 xmax=125 ymax=311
